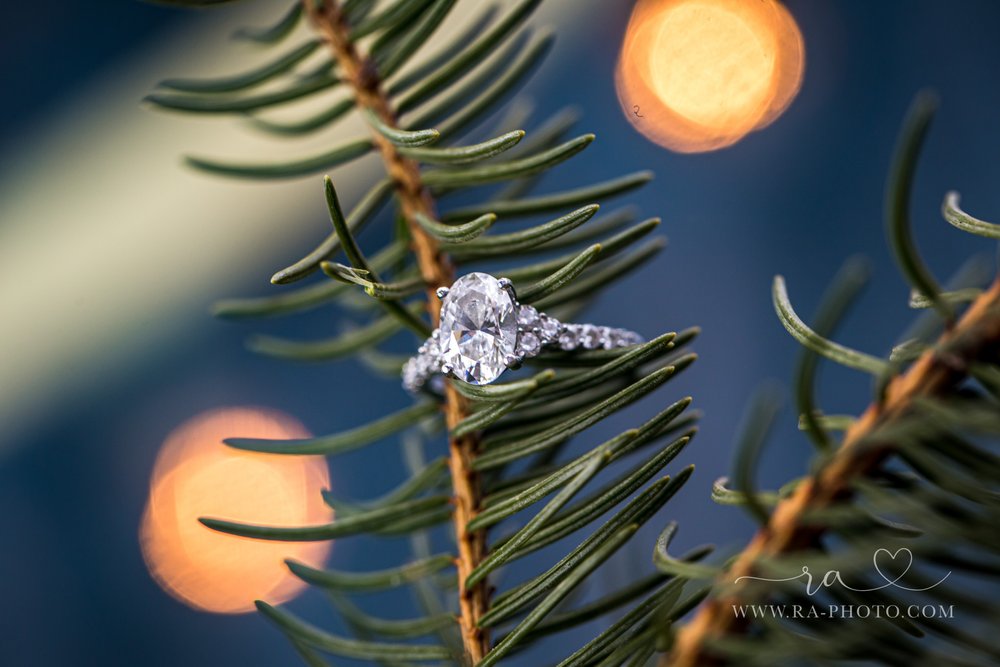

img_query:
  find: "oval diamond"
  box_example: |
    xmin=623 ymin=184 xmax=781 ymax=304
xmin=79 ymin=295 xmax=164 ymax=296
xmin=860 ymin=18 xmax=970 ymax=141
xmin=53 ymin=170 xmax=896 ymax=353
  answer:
xmin=439 ymin=272 xmax=518 ymax=385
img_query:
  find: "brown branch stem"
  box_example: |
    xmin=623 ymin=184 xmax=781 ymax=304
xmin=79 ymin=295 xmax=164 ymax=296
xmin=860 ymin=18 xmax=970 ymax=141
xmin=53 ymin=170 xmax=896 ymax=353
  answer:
xmin=668 ymin=274 xmax=1000 ymax=667
xmin=305 ymin=2 xmax=490 ymax=661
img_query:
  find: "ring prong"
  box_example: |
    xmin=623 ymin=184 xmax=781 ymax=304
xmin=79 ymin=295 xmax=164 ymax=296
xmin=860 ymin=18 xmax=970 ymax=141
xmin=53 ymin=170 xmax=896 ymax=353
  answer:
xmin=505 ymin=353 xmax=523 ymax=370
xmin=498 ymin=277 xmax=517 ymax=300
xmin=441 ymin=363 xmax=453 ymax=374
xmin=435 ymin=286 xmax=450 ymax=299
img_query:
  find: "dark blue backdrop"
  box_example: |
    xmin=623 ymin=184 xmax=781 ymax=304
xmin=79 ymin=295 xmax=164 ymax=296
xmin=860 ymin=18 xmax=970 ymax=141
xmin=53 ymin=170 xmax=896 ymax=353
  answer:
xmin=2 ymin=1 xmax=999 ymax=665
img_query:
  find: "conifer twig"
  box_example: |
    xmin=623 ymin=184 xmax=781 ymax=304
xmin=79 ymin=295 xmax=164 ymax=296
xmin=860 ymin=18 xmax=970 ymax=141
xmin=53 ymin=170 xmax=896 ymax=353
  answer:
xmin=304 ymin=1 xmax=489 ymax=660
xmin=668 ymin=274 xmax=1000 ymax=666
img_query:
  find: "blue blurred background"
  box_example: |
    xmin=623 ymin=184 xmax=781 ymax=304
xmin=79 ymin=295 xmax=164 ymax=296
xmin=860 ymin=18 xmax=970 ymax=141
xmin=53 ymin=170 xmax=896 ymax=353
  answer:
xmin=2 ymin=0 xmax=999 ymax=665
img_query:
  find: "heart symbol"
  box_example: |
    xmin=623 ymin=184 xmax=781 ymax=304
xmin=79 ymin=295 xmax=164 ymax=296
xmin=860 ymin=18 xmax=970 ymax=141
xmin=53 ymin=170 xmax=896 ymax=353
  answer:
xmin=873 ymin=547 xmax=913 ymax=584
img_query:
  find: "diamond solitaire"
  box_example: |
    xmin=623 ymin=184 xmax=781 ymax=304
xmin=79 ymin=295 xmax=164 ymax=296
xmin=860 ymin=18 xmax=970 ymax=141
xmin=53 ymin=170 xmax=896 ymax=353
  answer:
xmin=439 ymin=272 xmax=518 ymax=385
xmin=402 ymin=272 xmax=643 ymax=392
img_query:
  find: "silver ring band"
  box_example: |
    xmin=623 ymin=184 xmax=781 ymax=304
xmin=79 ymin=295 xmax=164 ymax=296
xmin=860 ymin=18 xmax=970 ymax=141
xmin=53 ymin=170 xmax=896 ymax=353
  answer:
xmin=403 ymin=272 xmax=641 ymax=392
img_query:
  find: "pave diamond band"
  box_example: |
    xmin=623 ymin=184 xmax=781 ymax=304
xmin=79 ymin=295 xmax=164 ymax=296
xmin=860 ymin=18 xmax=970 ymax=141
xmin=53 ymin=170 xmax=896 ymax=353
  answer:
xmin=403 ymin=272 xmax=642 ymax=392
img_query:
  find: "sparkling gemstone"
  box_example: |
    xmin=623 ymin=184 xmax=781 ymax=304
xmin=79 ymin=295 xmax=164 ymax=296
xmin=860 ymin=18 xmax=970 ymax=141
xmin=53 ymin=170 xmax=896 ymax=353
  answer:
xmin=596 ymin=326 xmax=613 ymax=348
xmin=558 ymin=331 xmax=578 ymax=351
xmin=539 ymin=315 xmax=562 ymax=342
xmin=518 ymin=331 xmax=541 ymax=356
xmin=402 ymin=357 xmax=423 ymax=392
xmin=580 ymin=324 xmax=601 ymax=349
xmin=418 ymin=332 xmax=436 ymax=356
xmin=518 ymin=304 xmax=540 ymax=329
xmin=439 ymin=272 xmax=518 ymax=385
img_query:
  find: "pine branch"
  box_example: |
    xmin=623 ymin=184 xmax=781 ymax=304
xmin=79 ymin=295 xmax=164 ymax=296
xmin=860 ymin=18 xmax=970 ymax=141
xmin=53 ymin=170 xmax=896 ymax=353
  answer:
xmin=668 ymin=274 xmax=1000 ymax=666
xmin=667 ymin=94 xmax=1000 ymax=667
xmin=302 ymin=0 xmax=489 ymax=660
xmin=149 ymin=0 xmax=1000 ymax=659
xmin=150 ymin=2 xmax=699 ymax=663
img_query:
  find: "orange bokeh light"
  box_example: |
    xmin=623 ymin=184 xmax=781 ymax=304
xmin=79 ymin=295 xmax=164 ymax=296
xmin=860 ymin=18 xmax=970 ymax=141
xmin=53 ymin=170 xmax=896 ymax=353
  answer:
xmin=616 ymin=0 xmax=804 ymax=153
xmin=140 ymin=408 xmax=332 ymax=614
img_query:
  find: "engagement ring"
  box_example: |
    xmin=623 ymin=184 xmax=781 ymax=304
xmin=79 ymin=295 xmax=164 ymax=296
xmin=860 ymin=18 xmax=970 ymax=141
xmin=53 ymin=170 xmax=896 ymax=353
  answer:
xmin=403 ymin=272 xmax=642 ymax=392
